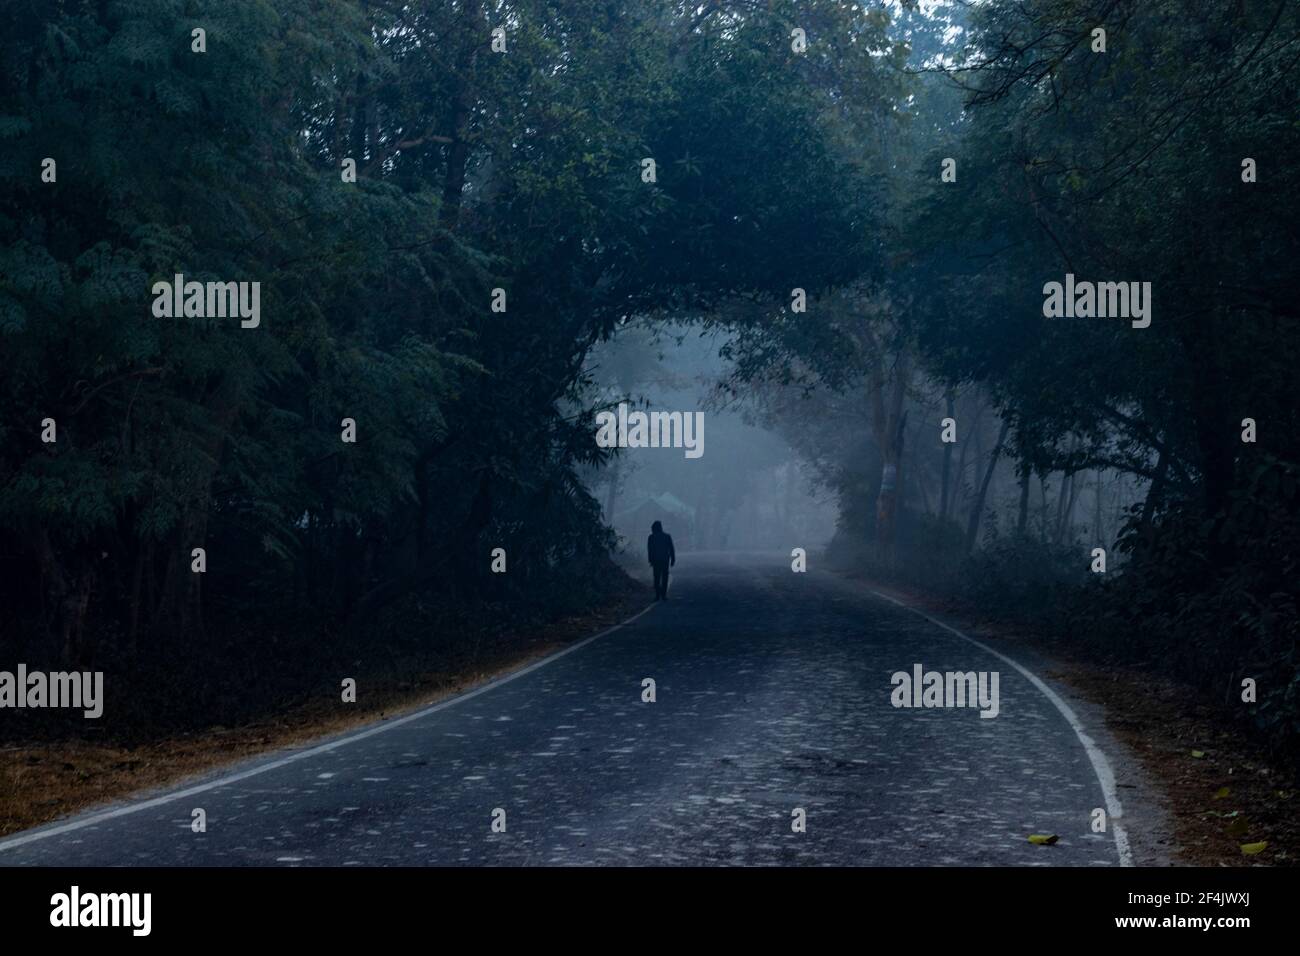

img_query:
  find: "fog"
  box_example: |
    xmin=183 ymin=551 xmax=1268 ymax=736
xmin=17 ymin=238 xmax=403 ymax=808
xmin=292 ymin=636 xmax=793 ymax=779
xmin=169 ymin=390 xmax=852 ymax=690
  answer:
xmin=584 ymin=322 xmax=838 ymax=556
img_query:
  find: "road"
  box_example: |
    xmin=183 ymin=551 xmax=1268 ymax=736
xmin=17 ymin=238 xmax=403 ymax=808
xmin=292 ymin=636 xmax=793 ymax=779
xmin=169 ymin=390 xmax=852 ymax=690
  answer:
xmin=0 ymin=552 xmax=1128 ymax=866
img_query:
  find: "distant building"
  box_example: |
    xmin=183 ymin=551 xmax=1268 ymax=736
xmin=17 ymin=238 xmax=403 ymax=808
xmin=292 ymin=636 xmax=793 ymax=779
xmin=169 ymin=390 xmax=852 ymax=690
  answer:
xmin=614 ymin=493 xmax=696 ymax=551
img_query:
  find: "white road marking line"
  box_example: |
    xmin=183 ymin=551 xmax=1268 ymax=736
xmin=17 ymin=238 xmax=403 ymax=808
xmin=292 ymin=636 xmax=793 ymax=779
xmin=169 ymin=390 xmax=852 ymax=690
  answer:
xmin=0 ymin=602 xmax=658 ymax=853
xmin=867 ymin=588 xmax=1134 ymax=867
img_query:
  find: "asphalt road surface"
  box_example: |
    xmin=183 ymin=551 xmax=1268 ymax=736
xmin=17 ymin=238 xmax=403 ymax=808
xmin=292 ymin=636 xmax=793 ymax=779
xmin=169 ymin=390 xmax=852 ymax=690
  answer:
xmin=0 ymin=552 xmax=1128 ymax=866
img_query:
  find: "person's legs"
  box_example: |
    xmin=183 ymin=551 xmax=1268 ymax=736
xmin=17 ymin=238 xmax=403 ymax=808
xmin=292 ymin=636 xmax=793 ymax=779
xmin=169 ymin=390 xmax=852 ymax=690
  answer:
xmin=652 ymin=563 xmax=667 ymax=599
xmin=659 ymin=564 xmax=670 ymax=600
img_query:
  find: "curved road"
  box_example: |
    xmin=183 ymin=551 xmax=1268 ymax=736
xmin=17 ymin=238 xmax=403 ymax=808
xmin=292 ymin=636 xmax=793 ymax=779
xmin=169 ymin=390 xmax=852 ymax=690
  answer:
xmin=0 ymin=552 xmax=1127 ymax=866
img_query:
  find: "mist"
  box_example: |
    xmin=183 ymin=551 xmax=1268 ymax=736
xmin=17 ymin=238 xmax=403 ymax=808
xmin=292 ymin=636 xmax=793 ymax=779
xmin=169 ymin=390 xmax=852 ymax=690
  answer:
xmin=583 ymin=323 xmax=837 ymax=555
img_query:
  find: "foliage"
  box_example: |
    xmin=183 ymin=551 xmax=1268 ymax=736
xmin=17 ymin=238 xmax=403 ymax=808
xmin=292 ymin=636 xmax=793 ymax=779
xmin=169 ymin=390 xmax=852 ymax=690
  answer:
xmin=0 ymin=1 xmax=893 ymax=733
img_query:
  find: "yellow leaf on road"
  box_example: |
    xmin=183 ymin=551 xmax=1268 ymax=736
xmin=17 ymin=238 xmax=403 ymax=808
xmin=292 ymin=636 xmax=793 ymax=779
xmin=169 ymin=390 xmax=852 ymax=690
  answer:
xmin=1028 ymin=834 xmax=1059 ymax=845
xmin=1241 ymin=842 xmax=1268 ymax=856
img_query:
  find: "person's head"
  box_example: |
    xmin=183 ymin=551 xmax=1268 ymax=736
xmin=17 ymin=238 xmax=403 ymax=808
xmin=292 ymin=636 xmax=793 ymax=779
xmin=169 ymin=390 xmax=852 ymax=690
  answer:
xmin=651 ymin=520 xmax=662 ymax=533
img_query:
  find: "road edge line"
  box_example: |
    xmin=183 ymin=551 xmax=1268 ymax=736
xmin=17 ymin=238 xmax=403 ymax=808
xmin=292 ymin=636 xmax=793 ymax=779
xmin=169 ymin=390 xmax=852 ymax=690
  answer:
xmin=866 ymin=587 xmax=1134 ymax=868
xmin=0 ymin=601 xmax=658 ymax=854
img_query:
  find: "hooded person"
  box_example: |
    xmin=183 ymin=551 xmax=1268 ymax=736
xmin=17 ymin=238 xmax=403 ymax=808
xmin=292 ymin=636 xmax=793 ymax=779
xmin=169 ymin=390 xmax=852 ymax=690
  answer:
xmin=647 ymin=520 xmax=676 ymax=600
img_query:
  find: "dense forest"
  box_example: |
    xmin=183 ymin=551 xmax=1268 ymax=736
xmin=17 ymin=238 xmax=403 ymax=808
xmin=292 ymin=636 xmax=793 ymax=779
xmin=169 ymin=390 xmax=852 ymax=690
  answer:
xmin=1 ymin=1 xmax=1296 ymax=758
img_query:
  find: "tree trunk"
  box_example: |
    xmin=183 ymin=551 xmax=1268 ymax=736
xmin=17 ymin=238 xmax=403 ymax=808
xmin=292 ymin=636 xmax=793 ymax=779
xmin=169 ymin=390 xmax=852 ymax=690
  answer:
xmin=1058 ymin=470 xmax=1082 ymax=543
xmin=1037 ymin=475 xmax=1050 ymax=541
xmin=1016 ymin=466 xmax=1031 ymax=536
xmin=966 ymin=419 xmax=1010 ymax=553
xmin=952 ymin=405 xmax=978 ymax=524
xmin=914 ymin=449 xmax=933 ymax=516
xmin=604 ymin=461 xmax=620 ymax=521
xmin=1135 ymin=450 xmax=1169 ymax=559
xmin=1094 ymin=469 xmax=1105 ymax=546
xmin=128 ymin=545 xmax=146 ymax=653
xmin=869 ymin=350 xmax=910 ymax=555
xmin=151 ymin=374 xmax=240 ymax=642
xmin=439 ymin=0 xmax=481 ymax=230
xmin=1053 ymin=470 xmax=1074 ymax=543
xmin=939 ymin=389 xmax=954 ymax=523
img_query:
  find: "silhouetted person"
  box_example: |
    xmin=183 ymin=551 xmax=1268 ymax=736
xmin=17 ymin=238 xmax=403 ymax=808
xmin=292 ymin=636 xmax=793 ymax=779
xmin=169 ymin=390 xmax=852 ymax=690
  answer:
xmin=647 ymin=520 xmax=675 ymax=601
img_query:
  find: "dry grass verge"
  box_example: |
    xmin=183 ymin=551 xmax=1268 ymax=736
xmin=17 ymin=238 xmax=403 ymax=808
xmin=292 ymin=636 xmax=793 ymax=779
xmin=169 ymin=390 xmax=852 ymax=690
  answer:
xmin=1 ymin=589 xmax=646 ymax=838
xmin=846 ymin=572 xmax=1297 ymax=867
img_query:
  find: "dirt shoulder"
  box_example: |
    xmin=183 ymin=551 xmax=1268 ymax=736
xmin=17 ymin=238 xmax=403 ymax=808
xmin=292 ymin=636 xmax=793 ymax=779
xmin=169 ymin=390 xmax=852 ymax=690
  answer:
xmin=836 ymin=570 xmax=1297 ymax=867
xmin=1 ymin=586 xmax=648 ymax=839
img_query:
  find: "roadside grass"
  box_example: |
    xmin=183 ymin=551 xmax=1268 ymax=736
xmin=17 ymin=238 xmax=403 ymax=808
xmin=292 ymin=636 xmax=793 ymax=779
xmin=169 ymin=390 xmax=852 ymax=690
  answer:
xmin=842 ymin=570 xmax=1298 ymax=867
xmin=1 ymin=581 xmax=645 ymax=839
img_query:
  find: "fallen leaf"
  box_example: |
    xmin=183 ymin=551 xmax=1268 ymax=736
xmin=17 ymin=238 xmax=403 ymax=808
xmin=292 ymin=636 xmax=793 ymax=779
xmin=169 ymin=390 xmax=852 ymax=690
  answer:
xmin=1191 ymin=750 xmax=1207 ymax=758
xmin=1028 ymin=834 xmax=1059 ymax=845
xmin=1212 ymin=787 xmax=1230 ymax=800
xmin=1241 ymin=842 xmax=1268 ymax=856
